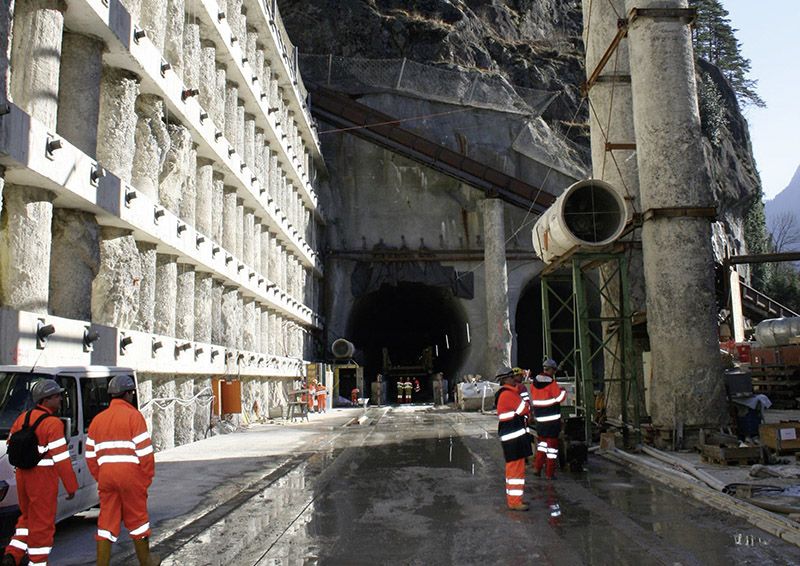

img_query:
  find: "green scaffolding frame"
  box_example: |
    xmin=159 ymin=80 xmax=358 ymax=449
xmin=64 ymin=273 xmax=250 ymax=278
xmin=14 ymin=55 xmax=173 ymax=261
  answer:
xmin=541 ymin=251 xmax=640 ymax=444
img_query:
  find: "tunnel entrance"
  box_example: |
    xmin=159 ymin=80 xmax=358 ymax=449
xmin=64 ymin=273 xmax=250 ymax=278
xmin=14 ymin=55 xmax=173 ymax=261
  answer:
xmin=347 ymin=283 xmax=469 ymax=403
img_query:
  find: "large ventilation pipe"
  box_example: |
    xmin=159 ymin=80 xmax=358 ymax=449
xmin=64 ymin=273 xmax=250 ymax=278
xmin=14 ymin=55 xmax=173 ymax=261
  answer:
xmin=755 ymin=318 xmax=800 ymax=348
xmin=532 ymin=179 xmax=630 ymax=264
xmin=331 ymin=338 xmax=355 ymax=359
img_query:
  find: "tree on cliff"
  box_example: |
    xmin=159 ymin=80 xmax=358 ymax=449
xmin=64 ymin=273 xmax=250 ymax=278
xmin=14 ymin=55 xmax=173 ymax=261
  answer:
xmin=690 ymin=0 xmax=765 ymax=108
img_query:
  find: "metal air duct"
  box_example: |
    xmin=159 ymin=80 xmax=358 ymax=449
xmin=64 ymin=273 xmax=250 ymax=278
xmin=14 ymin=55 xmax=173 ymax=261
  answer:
xmin=754 ymin=317 xmax=800 ymax=347
xmin=532 ymin=179 xmax=629 ymax=264
xmin=331 ymin=338 xmax=356 ymax=359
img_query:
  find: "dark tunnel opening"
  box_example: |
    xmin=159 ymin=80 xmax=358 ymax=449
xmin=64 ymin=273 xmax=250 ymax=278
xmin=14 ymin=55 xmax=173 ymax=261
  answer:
xmin=347 ymin=283 xmax=469 ymax=403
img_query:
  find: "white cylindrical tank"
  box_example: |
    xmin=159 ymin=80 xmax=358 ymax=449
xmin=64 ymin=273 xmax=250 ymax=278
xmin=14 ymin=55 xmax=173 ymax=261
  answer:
xmin=754 ymin=317 xmax=800 ymax=347
xmin=532 ymin=179 xmax=630 ymax=264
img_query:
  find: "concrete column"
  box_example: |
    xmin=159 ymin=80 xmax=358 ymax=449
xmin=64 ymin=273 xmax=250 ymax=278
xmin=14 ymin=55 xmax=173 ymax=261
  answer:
xmin=244 ymin=115 xmax=256 ymax=170
xmin=625 ymin=0 xmax=725 ymax=433
xmin=229 ymin=0 xmax=245 ymax=46
xmin=243 ymin=208 xmax=255 ymax=266
xmin=151 ymin=376 xmax=175 ymax=451
xmin=91 ymin=227 xmax=141 ymax=327
xmin=193 ymin=376 xmax=211 ymax=441
xmin=260 ymin=227 xmax=270 ymax=280
xmin=0 ymin=186 xmax=55 ymax=313
xmin=133 ymin=95 xmax=170 ymax=201
xmin=260 ymin=307 xmax=269 ymax=352
xmin=194 ymin=272 xmax=213 ymax=342
xmin=243 ymin=298 xmax=256 ymax=351
xmin=211 ymin=278 xmax=224 ymax=345
xmin=140 ymin=0 xmax=167 ymax=52
xmin=174 ymin=376 xmax=195 ymax=446
xmin=236 ymin=102 xmax=245 ymax=157
xmin=235 ymin=198 xmax=245 ymax=259
xmin=214 ymin=65 xmax=227 ymax=130
xmin=10 ymin=0 xmax=67 ymax=129
xmin=254 ymin=48 xmax=265 ymax=92
xmin=254 ymin=130 xmax=265 ymax=184
xmin=583 ymin=0 xmax=647 ymax=422
xmin=199 ymin=41 xmax=219 ymax=122
xmin=50 ymin=209 xmax=100 ymax=321
xmin=221 ymin=286 xmax=239 ymax=348
xmin=196 ymin=158 xmax=214 ymax=236
xmin=268 ymin=312 xmax=277 ymax=354
xmin=175 ymin=263 xmax=195 ymax=341
xmin=154 ymin=254 xmax=178 ymax=337
xmin=97 ymin=68 xmax=140 ymax=183
xmin=222 ymin=186 xmax=238 ymax=253
xmin=212 ymin=170 xmax=225 ymax=244
xmin=57 ymin=33 xmax=104 ymax=158
xmin=224 ymin=82 xmax=238 ymax=146
xmin=479 ymin=198 xmax=511 ymax=378
xmin=138 ymin=377 xmax=153 ymax=435
xmin=160 ymin=123 xmax=192 ymax=214
xmin=253 ymin=303 xmax=262 ymax=353
xmin=164 ymin=0 xmax=185 ymax=76
xmin=235 ymin=294 xmax=244 ymax=349
xmin=181 ymin=146 xmax=197 ymax=226
xmin=183 ymin=19 xmax=201 ymax=88
xmin=135 ymin=242 xmax=157 ymax=332
xmin=246 ymin=28 xmax=257 ymax=71
xmin=253 ymin=220 xmax=262 ymax=274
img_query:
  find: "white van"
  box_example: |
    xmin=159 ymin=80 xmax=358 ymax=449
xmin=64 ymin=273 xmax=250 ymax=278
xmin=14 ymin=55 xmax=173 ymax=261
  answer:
xmin=0 ymin=366 xmax=138 ymax=538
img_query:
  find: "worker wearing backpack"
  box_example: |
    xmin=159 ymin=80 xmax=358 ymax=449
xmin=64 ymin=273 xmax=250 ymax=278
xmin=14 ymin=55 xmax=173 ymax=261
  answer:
xmin=2 ymin=379 xmax=78 ymax=566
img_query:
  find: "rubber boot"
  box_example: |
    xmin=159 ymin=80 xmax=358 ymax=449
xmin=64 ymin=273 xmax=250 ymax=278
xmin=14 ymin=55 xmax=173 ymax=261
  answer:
xmin=96 ymin=539 xmax=112 ymax=566
xmin=133 ymin=538 xmax=161 ymax=566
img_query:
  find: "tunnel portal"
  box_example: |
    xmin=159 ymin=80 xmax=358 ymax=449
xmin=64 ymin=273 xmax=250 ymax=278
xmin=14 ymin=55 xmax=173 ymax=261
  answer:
xmin=347 ymin=283 xmax=469 ymax=403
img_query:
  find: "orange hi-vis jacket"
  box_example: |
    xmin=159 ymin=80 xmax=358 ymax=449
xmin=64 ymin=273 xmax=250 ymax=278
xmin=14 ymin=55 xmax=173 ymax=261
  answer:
xmin=495 ymin=385 xmax=533 ymax=462
xmin=8 ymin=405 xmax=78 ymax=492
xmin=86 ymin=399 xmax=155 ymax=486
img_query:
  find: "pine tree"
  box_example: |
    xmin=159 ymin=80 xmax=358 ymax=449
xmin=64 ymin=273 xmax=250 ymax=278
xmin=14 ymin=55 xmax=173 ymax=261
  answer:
xmin=690 ymin=0 xmax=765 ymax=108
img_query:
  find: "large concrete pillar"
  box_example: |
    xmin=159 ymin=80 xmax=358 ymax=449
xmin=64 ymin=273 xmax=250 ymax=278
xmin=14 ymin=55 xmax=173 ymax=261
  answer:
xmin=174 ymin=376 xmax=195 ymax=446
xmin=57 ymin=33 xmax=105 ymax=157
xmin=211 ymin=171 xmax=225 ymax=244
xmin=235 ymin=198 xmax=245 ymax=259
xmin=91 ymin=227 xmax=141 ymax=328
xmin=97 ymin=68 xmax=140 ymax=183
xmin=154 ymin=254 xmax=178 ymax=337
xmin=182 ymin=21 xmax=200 ymax=90
xmin=175 ymin=263 xmax=195 ymax=340
xmin=224 ymin=82 xmax=239 ymax=146
xmin=253 ymin=220 xmax=262 ymax=274
xmin=480 ymin=198 xmax=511 ymax=378
xmin=583 ymin=0 xmax=647 ymax=421
xmin=181 ymin=145 xmax=197 ymax=226
xmin=140 ymin=0 xmax=167 ymax=52
xmin=235 ymin=102 xmax=245 ymax=158
xmin=198 ymin=42 xmax=219 ymax=124
xmin=625 ymin=0 xmax=725 ymax=433
xmin=244 ymin=115 xmax=256 ymax=170
xmin=9 ymin=0 xmax=67 ymax=129
xmin=160 ymin=123 xmax=192 ymax=214
xmin=164 ymin=0 xmax=185 ymax=78
xmin=196 ymin=158 xmax=214 ymax=237
xmin=133 ymin=95 xmax=170 ymax=201
xmin=222 ymin=186 xmax=238 ymax=253
xmin=260 ymin=307 xmax=269 ymax=352
xmin=195 ymin=272 xmax=213 ymax=342
xmin=221 ymin=286 xmax=239 ymax=349
xmin=243 ymin=208 xmax=255 ymax=266
xmin=135 ymin=242 xmax=157 ymax=333
xmin=211 ymin=278 xmax=224 ymax=345
xmin=0 ymin=186 xmax=55 ymax=313
xmin=50 ymin=209 xmax=100 ymax=320
xmin=151 ymin=376 xmax=175 ymax=451
xmin=254 ymin=130 xmax=265 ymax=184
xmin=193 ymin=376 xmax=211 ymax=441
xmin=214 ymin=65 xmax=227 ymax=130
xmin=260 ymin=227 xmax=270 ymax=280
xmin=243 ymin=298 xmax=256 ymax=351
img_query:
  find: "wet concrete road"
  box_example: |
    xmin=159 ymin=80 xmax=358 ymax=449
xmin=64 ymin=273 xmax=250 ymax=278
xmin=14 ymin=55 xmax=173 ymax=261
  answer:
xmin=53 ymin=406 xmax=800 ymax=565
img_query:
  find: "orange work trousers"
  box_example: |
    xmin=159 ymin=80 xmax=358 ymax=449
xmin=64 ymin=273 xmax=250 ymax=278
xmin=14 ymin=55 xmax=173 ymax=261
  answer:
xmin=533 ymin=436 xmax=559 ymax=479
xmin=5 ymin=470 xmax=58 ymax=565
xmin=96 ymin=470 xmax=151 ymax=542
xmin=504 ymin=458 xmax=526 ymax=507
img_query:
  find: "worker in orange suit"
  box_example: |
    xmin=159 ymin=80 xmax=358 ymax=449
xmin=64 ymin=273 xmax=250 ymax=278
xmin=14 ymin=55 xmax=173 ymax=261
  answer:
xmin=2 ymin=379 xmax=78 ymax=566
xmin=494 ymin=367 xmax=533 ymax=511
xmin=307 ymin=380 xmax=317 ymax=413
xmin=316 ymin=383 xmax=327 ymax=413
xmin=86 ymin=375 xmax=158 ymax=566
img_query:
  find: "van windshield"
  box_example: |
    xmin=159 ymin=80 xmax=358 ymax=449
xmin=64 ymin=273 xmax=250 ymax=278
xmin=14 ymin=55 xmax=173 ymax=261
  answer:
xmin=0 ymin=372 xmax=49 ymax=440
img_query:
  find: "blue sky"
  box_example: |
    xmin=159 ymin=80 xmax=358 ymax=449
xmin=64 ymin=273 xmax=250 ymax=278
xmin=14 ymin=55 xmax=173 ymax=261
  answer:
xmin=724 ymin=1 xmax=800 ymax=200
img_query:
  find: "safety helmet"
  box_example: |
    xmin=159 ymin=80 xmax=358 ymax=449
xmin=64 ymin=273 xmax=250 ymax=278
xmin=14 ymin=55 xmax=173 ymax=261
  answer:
xmin=31 ymin=379 xmax=65 ymax=404
xmin=494 ymin=366 xmax=515 ymax=382
xmin=542 ymin=358 xmax=559 ymax=370
xmin=108 ymin=375 xmax=136 ymax=397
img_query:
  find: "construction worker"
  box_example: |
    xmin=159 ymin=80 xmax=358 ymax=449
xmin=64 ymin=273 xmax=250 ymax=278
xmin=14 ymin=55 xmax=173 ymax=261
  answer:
xmin=495 ymin=367 xmax=532 ymax=511
xmin=316 ymin=383 xmax=327 ymax=413
xmin=2 ymin=379 xmax=78 ymax=566
xmin=351 ymin=386 xmax=360 ymax=406
xmin=403 ymin=377 xmax=413 ymax=403
xmin=86 ymin=375 xmax=158 ymax=566
xmin=531 ymin=359 xmax=566 ymax=480
xmin=512 ymin=367 xmax=531 ymax=411
xmin=396 ymin=378 xmax=403 ymax=404
xmin=307 ymin=380 xmax=317 ymax=413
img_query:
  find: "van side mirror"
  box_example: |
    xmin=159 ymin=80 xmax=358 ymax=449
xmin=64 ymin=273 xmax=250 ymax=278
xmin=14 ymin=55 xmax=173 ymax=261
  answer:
xmin=60 ymin=417 xmax=72 ymax=440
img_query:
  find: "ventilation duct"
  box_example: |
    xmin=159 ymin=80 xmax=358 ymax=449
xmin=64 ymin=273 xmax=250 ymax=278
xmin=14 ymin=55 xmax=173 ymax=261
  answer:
xmin=331 ymin=338 xmax=356 ymax=359
xmin=532 ymin=179 xmax=629 ymax=264
xmin=755 ymin=317 xmax=800 ymax=347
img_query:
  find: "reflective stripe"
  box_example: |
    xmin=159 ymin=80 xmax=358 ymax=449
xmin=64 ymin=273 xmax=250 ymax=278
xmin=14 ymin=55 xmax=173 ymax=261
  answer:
xmin=15 ymin=528 xmax=28 ymax=536
xmin=136 ymin=445 xmax=154 ymax=457
xmin=514 ymin=401 xmax=526 ymax=415
xmin=132 ymin=431 xmax=150 ymax=444
xmin=555 ymin=390 xmax=566 ymax=403
xmin=95 ymin=440 xmax=136 ymax=451
xmin=506 ymin=489 xmax=524 ymax=496
xmin=9 ymin=539 xmax=27 ymax=551
xmin=97 ymin=455 xmax=140 ymax=465
xmin=536 ymin=445 xmax=548 ymax=453
xmin=46 ymin=438 xmax=66 ymax=451
xmin=129 ymin=522 xmax=150 ymax=536
xmin=497 ymin=411 xmax=516 ymax=420
xmin=499 ymin=428 xmax=527 ymax=442
xmin=28 ymin=546 xmax=51 ymax=555
xmin=547 ymin=448 xmax=559 ymax=454
xmin=37 ymin=459 xmax=54 ymax=467
xmin=506 ymin=478 xmax=525 ymax=485
xmin=536 ymin=413 xmax=561 ymax=422
xmin=547 ymin=454 xmax=558 ymax=459
xmin=52 ymin=451 xmax=70 ymax=463
xmin=85 ymin=451 xmax=96 ymax=458
xmin=97 ymin=529 xmax=118 ymax=542
xmin=531 ymin=398 xmax=559 ymax=407
xmin=86 ymin=437 xmax=95 ymax=446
